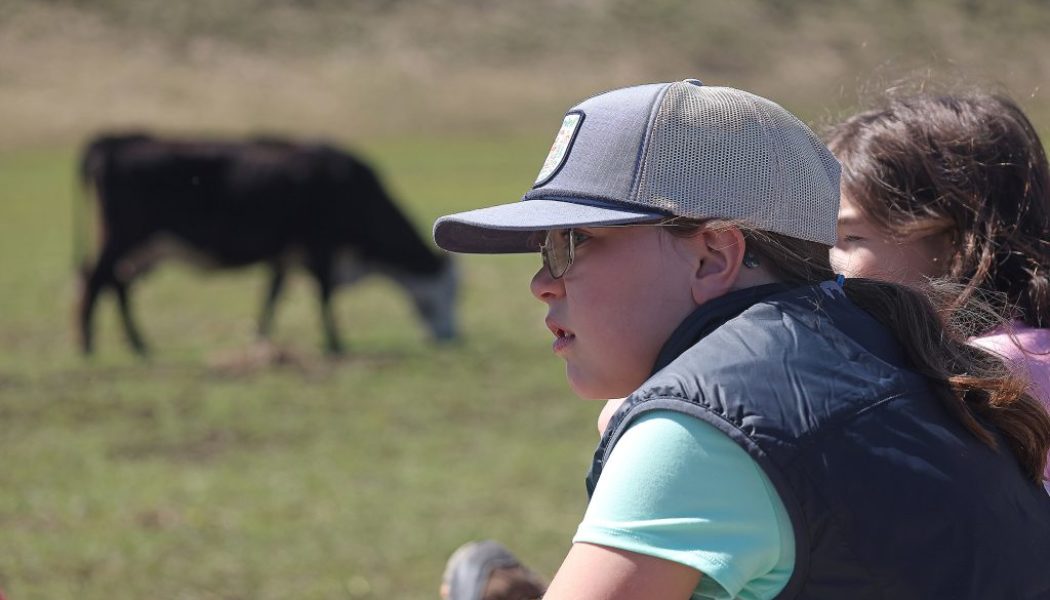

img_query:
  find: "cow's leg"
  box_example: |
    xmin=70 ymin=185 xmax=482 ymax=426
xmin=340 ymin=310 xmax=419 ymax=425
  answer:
xmin=257 ymin=263 xmax=286 ymax=340
xmin=78 ymin=271 xmax=105 ymax=355
xmin=319 ymin=279 xmax=344 ymax=356
xmin=309 ymin=257 xmax=344 ymax=355
xmin=78 ymin=243 xmax=121 ymax=355
xmin=113 ymin=280 xmax=148 ymax=355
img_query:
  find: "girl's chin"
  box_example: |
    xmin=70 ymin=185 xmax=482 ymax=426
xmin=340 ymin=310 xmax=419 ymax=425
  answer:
xmin=565 ymin=367 xmax=639 ymax=401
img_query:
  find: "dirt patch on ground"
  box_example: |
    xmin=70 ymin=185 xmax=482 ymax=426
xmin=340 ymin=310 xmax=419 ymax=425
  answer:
xmin=205 ymin=341 xmax=317 ymax=377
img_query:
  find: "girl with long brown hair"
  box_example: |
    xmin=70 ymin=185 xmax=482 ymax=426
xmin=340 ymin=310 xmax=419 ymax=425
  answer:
xmin=827 ymin=91 xmax=1050 ymax=482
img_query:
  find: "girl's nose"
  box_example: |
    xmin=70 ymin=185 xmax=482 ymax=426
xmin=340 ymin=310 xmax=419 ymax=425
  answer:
xmin=530 ymin=265 xmax=564 ymax=302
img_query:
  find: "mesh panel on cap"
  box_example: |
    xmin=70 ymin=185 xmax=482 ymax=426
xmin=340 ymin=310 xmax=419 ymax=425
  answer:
xmin=633 ymin=82 xmax=839 ymax=245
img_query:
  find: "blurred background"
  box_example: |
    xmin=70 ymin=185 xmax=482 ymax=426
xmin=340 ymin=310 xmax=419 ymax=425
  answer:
xmin=1 ymin=1 xmax=1049 ymax=598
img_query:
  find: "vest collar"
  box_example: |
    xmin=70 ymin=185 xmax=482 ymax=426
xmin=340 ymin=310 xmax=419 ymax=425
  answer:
xmin=651 ymin=282 xmax=793 ymax=374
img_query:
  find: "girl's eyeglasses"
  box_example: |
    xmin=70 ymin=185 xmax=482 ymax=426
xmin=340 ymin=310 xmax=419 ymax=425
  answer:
xmin=538 ymin=222 xmax=694 ymax=279
xmin=537 ymin=220 xmax=754 ymax=279
xmin=539 ymin=229 xmax=583 ymax=279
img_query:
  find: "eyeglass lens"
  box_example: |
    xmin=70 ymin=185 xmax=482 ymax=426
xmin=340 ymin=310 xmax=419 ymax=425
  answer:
xmin=541 ymin=229 xmax=573 ymax=279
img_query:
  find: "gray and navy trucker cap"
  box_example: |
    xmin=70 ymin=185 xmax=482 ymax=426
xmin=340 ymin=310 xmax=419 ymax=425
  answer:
xmin=433 ymin=79 xmax=841 ymax=253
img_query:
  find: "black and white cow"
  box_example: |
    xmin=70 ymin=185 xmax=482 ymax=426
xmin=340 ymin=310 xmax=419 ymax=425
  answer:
xmin=77 ymin=133 xmax=458 ymax=355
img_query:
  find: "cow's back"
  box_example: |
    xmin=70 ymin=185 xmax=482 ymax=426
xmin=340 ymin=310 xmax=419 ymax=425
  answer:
xmin=85 ymin=136 xmax=338 ymax=266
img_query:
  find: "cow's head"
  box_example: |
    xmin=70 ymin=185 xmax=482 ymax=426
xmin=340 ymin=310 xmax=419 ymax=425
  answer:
xmin=392 ymin=255 xmax=460 ymax=342
xmin=332 ymin=250 xmax=460 ymax=342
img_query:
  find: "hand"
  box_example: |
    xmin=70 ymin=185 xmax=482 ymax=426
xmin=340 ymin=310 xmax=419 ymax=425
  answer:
xmin=597 ymin=397 xmax=628 ymax=435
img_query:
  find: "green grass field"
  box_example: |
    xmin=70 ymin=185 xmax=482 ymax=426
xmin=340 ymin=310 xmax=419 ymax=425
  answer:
xmin=5 ymin=1 xmax=1050 ymax=597
xmin=0 ymin=137 xmax=602 ymax=599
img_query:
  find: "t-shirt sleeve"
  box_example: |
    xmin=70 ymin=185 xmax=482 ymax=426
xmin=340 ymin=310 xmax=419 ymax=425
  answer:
xmin=573 ymin=410 xmax=794 ymax=600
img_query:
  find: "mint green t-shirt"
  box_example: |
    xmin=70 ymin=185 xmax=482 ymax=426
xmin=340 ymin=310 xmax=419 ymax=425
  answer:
xmin=573 ymin=411 xmax=795 ymax=600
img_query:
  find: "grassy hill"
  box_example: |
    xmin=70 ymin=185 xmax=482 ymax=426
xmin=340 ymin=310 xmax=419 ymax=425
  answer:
xmin=1 ymin=0 xmax=1049 ymax=150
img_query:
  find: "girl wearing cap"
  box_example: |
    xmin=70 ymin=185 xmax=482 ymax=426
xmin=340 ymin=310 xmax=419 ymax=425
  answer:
xmin=434 ymin=80 xmax=1050 ymax=600
xmin=827 ymin=91 xmax=1050 ymax=485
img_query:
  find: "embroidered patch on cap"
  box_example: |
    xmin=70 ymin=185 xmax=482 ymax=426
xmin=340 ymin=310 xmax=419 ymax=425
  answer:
xmin=534 ymin=112 xmax=583 ymax=187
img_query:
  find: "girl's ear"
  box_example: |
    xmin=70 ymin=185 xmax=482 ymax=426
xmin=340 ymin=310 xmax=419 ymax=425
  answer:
xmin=687 ymin=226 xmax=746 ymax=305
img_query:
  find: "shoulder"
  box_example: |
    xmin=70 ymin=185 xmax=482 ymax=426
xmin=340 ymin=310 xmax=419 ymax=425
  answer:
xmin=972 ymin=322 xmax=1050 ymax=361
xmin=603 ymin=411 xmax=759 ymax=479
xmin=588 ymin=411 xmax=783 ymax=517
xmin=577 ymin=410 xmax=795 ymax=598
xmin=972 ymin=323 xmax=1050 ymax=406
xmin=971 ymin=323 xmax=1050 ymax=382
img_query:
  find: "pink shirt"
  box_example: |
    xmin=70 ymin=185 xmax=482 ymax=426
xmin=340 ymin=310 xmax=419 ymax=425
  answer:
xmin=970 ymin=321 xmax=1050 ymax=483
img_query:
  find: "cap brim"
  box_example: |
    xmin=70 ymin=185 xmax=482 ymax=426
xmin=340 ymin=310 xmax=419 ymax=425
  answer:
xmin=433 ymin=199 xmax=665 ymax=253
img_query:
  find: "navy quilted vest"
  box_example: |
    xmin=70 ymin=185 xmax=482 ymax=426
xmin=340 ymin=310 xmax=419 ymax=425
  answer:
xmin=586 ymin=283 xmax=1050 ymax=599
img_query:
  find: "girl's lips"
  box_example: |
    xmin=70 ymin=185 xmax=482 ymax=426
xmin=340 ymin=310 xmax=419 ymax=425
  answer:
xmin=546 ymin=318 xmax=575 ymax=354
xmin=552 ymin=331 xmax=576 ymax=354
